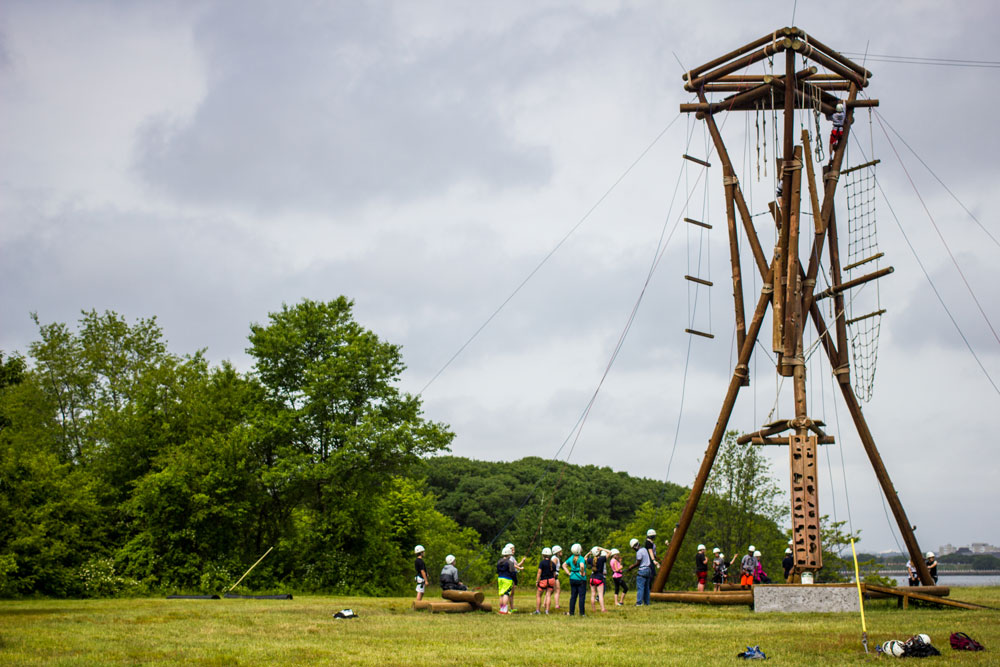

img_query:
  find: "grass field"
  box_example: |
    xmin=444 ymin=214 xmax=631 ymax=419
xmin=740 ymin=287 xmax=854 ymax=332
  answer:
xmin=1 ymin=587 xmax=997 ymax=665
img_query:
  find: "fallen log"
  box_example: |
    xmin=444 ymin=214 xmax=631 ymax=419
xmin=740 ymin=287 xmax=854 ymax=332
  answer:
xmin=441 ymin=589 xmax=485 ymax=605
xmin=413 ymin=599 xmax=492 ymax=613
xmin=864 ymin=585 xmax=950 ymax=600
xmin=650 ymin=591 xmax=753 ymax=605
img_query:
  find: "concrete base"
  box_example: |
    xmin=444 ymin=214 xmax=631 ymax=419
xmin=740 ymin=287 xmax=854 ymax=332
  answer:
xmin=753 ymin=584 xmax=861 ymax=613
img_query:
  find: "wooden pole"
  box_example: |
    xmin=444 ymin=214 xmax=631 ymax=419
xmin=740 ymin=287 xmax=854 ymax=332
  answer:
xmin=782 ymin=146 xmax=804 ymax=360
xmin=441 ymin=589 xmax=485 ymax=605
xmin=682 ymin=31 xmax=785 ymax=82
xmin=686 ymin=39 xmax=789 ymax=91
xmin=227 ymin=546 xmax=273 ymax=593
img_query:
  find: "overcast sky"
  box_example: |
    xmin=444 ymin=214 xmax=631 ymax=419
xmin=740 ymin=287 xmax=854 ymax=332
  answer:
xmin=2 ymin=1 xmax=998 ymax=555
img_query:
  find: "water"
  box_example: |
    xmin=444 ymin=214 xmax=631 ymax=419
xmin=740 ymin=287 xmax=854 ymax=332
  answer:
xmin=886 ymin=574 xmax=1000 ymax=587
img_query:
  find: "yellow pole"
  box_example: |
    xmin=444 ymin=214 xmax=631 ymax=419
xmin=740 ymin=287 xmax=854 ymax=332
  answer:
xmin=228 ymin=546 xmax=274 ymax=593
xmin=850 ymin=539 xmax=868 ymax=653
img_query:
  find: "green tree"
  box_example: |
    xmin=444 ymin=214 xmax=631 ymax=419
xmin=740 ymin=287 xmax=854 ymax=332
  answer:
xmin=246 ymin=297 xmax=453 ymax=590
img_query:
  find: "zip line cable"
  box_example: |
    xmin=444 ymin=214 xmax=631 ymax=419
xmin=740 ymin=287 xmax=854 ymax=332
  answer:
xmin=870 ymin=112 xmax=1000 ymax=351
xmin=840 ymin=51 xmax=1000 ymax=69
xmin=874 ymin=111 xmax=1000 ymax=251
xmin=418 ymin=113 xmax=683 ymax=395
xmin=481 ymin=117 xmax=706 ymax=555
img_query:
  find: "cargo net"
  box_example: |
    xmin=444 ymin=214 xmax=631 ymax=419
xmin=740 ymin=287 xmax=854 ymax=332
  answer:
xmin=844 ymin=161 xmax=882 ymax=402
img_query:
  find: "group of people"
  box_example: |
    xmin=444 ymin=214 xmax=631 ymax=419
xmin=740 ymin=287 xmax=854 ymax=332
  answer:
xmin=499 ymin=528 xmax=664 ymax=615
xmin=694 ymin=544 xmax=778 ymax=591
xmin=417 ymin=534 xmax=789 ymax=615
xmin=413 ymin=528 xmax=666 ymax=615
xmin=906 ymin=552 xmax=940 ymax=586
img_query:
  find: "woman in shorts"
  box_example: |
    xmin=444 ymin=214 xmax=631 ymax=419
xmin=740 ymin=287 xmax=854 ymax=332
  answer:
xmin=534 ymin=547 xmax=556 ymax=614
xmin=550 ymin=545 xmax=563 ymax=609
xmin=589 ymin=547 xmax=609 ymax=612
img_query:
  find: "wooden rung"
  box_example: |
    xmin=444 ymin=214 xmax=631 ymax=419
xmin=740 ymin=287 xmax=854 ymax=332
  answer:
xmin=843 ymin=252 xmax=884 ymax=271
xmin=682 ymin=154 xmax=711 ymax=168
xmin=685 ymin=328 xmax=715 ymax=339
xmin=684 ymin=217 xmax=713 ymax=229
xmin=815 ymin=266 xmax=893 ymax=300
xmin=684 ymin=275 xmax=714 ymax=287
xmin=840 ymin=158 xmax=880 ymax=176
xmin=846 ymin=309 xmax=886 ymax=326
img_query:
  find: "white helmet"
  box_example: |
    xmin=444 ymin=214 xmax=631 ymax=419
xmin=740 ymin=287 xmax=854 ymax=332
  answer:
xmin=748 ymin=545 xmax=756 ymax=552
xmin=712 ymin=547 xmax=720 ymax=553
xmin=445 ymin=554 xmax=455 ymax=565
xmin=785 ymin=548 xmax=792 ymax=554
xmin=504 ymin=543 xmax=515 ymax=552
xmin=552 ymin=545 xmax=562 ymax=554
xmin=629 ymin=538 xmax=640 ymax=549
xmin=754 ymin=550 xmax=762 ymax=558
xmin=697 ymin=544 xmax=706 ymax=551
xmin=610 ymin=548 xmax=620 ymax=556
xmin=591 ymin=546 xmax=600 ymax=556
xmin=501 ymin=545 xmax=514 ymax=556
xmin=926 ymin=551 xmax=934 ymax=558
xmin=414 ymin=545 xmax=425 ymax=554
xmin=571 ymin=543 xmax=582 ymax=555
xmin=836 ymin=102 xmax=845 ymax=112
xmin=916 ymin=634 xmax=931 ymax=645
xmin=646 ymin=529 xmax=657 ymax=537
xmin=542 ymin=547 xmax=552 ymax=557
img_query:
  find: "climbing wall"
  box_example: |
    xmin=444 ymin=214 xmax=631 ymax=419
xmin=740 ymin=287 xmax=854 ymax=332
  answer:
xmin=789 ymin=434 xmax=822 ymax=571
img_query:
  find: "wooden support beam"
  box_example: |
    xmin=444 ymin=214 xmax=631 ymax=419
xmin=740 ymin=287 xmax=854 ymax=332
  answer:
xmin=843 ymin=252 xmax=884 ymax=272
xmin=793 ymin=30 xmax=874 ymax=82
xmin=845 ymin=309 xmax=886 ymax=326
xmin=686 ymin=38 xmax=789 ymax=91
xmin=864 ymin=584 xmax=991 ymax=610
xmin=794 ymin=40 xmax=870 ymax=88
xmin=685 ymin=328 xmax=716 ymax=340
xmin=783 ymin=146 xmax=804 ymax=359
xmin=682 ymin=154 xmax=711 ymax=168
xmin=684 ymin=217 xmax=713 ymax=229
xmin=814 ymin=266 xmax=894 ymax=300
xmin=682 ymin=31 xmax=786 ymax=82
xmin=685 ymin=275 xmax=714 ymax=287
xmin=841 ymin=159 xmax=881 ymax=176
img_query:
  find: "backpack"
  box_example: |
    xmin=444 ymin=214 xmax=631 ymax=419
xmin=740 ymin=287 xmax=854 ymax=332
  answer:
xmin=950 ymin=632 xmax=985 ymax=651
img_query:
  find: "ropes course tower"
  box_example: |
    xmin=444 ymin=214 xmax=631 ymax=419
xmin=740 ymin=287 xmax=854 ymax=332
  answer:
xmin=652 ymin=27 xmax=937 ymax=590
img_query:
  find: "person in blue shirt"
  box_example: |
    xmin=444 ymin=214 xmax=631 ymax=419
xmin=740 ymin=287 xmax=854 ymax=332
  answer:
xmin=627 ymin=537 xmax=653 ymax=605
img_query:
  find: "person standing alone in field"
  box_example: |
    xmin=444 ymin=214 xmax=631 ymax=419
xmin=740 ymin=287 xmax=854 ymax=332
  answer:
xmin=562 ymin=543 xmax=588 ymax=616
xmin=414 ymin=545 xmax=428 ymax=601
xmin=695 ymin=544 xmax=708 ymax=591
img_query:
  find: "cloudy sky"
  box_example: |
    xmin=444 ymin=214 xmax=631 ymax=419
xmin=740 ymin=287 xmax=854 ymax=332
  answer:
xmin=2 ymin=1 xmax=998 ymax=554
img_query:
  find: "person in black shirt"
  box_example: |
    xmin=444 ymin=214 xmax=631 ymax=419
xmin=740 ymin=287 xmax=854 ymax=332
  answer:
xmin=695 ymin=544 xmax=708 ymax=591
xmin=925 ymin=552 xmax=939 ymax=584
xmin=782 ymin=548 xmax=794 ymax=583
xmin=414 ymin=545 xmax=428 ymax=601
xmin=534 ymin=547 xmax=555 ymax=614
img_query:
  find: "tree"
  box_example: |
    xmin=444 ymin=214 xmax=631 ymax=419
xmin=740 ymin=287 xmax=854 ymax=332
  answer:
xmin=246 ymin=297 xmax=453 ymax=589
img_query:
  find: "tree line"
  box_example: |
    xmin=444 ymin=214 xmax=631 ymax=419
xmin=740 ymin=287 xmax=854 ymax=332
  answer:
xmin=0 ymin=297 xmax=853 ymax=597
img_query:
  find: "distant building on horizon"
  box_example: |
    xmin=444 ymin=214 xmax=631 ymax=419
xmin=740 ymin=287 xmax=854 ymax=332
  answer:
xmin=939 ymin=542 xmax=1000 ymax=556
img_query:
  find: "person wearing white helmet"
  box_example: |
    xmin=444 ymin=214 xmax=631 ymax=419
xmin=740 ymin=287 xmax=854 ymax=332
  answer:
xmin=497 ymin=544 xmax=516 ymax=614
xmin=534 ymin=547 xmax=556 ymax=614
xmin=440 ymin=554 xmax=467 ymax=592
xmin=695 ymin=544 xmax=709 ymax=591
xmin=829 ymin=101 xmax=846 ymax=160
xmin=550 ymin=545 xmax=563 ymax=610
xmin=712 ymin=549 xmax=726 ymax=592
xmin=588 ymin=546 xmax=610 ymax=612
xmin=906 ymin=559 xmax=919 ymax=587
xmin=925 ymin=551 xmax=939 ymax=584
xmin=782 ymin=548 xmax=794 ymax=583
xmin=644 ymin=529 xmax=659 ymax=562
xmin=609 ymin=548 xmax=628 ymax=605
xmin=562 ymin=543 xmax=588 ymax=615
xmin=413 ymin=545 xmax=428 ymax=601
xmin=752 ymin=550 xmax=771 ymax=584
xmin=739 ymin=546 xmax=757 ymax=589
xmin=627 ymin=536 xmax=654 ymax=605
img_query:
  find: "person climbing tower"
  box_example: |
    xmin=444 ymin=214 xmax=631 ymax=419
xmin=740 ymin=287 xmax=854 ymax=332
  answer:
xmin=829 ymin=102 xmax=846 ymax=159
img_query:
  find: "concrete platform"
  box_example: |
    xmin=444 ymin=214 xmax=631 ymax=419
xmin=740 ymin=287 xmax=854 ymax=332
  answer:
xmin=753 ymin=584 xmax=860 ymax=613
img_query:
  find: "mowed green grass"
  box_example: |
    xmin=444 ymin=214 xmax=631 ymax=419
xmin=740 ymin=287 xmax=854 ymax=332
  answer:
xmin=1 ymin=587 xmax=998 ymax=665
